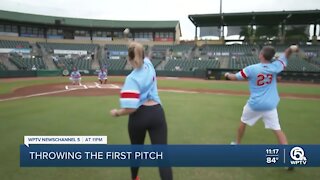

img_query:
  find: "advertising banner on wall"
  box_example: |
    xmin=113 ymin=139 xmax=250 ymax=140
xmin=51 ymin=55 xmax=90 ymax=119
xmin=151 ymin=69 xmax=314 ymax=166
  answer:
xmin=54 ymin=49 xmax=87 ymax=55
xmin=0 ymin=48 xmax=31 ymax=54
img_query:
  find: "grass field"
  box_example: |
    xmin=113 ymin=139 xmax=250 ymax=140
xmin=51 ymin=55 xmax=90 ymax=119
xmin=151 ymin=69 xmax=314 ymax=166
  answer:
xmin=0 ymin=77 xmax=319 ymax=180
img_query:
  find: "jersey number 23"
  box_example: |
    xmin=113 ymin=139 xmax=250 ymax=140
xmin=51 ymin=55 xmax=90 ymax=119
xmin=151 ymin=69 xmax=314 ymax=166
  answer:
xmin=256 ymin=74 xmax=273 ymax=86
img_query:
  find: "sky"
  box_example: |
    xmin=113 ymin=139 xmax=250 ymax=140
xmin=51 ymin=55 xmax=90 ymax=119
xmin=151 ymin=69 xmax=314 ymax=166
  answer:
xmin=1 ymin=0 xmax=320 ymax=39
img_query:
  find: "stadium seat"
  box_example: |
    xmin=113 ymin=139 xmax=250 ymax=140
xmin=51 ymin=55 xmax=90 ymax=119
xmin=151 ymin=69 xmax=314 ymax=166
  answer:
xmin=0 ymin=62 xmax=8 ymax=70
xmin=201 ymin=44 xmax=258 ymax=55
xmin=9 ymin=55 xmax=47 ymax=70
xmin=38 ymin=42 xmax=98 ymax=53
xmin=286 ymin=56 xmax=320 ymax=72
xmin=151 ymin=59 xmax=162 ymax=68
xmin=228 ymin=54 xmax=320 ymax=72
xmin=229 ymin=56 xmax=259 ymax=69
xmin=99 ymin=59 xmax=127 ymax=70
xmin=164 ymin=59 xmax=220 ymax=71
xmin=54 ymin=58 xmax=93 ymax=70
xmin=105 ymin=44 xmax=128 ymax=59
xmin=0 ymin=40 xmax=30 ymax=49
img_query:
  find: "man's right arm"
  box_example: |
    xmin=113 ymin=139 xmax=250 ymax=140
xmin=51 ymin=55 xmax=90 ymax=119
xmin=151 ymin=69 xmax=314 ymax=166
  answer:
xmin=272 ymin=47 xmax=294 ymax=74
xmin=225 ymin=66 xmax=251 ymax=81
xmin=225 ymin=72 xmax=237 ymax=80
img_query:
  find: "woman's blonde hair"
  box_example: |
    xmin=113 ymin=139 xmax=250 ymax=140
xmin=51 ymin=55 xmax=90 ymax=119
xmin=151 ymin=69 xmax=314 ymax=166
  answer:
xmin=128 ymin=42 xmax=145 ymax=68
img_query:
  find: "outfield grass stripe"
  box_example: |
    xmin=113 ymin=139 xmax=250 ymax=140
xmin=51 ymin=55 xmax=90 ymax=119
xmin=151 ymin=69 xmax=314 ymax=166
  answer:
xmin=160 ymin=89 xmax=320 ymax=101
xmin=1 ymin=77 xmax=320 ymax=96
xmin=1 ymin=90 xmax=320 ymax=179
xmin=1 ymin=86 xmax=319 ymax=102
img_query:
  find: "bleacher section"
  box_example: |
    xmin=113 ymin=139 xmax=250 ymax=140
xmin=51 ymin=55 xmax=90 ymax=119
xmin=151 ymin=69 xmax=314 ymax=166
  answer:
xmin=228 ymin=55 xmax=320 ymax=72
xmin=151 ymin=44 xmax=194 ymax=60
xmin=54 ymin=58 xmax=92 ymax=70
xmin=100 ymin=59 xmax=127 ymax=70
xmin=152 ymin=45 xmax=172 ymax=51
xmin=229 ymin=56 xmax=259 ymax=69
xmin=274 ymin=45 xmax=319 ymax=53
xmin=105 ymin=44 xmax=128 ymax=59
xmin=171 ymin=44 xmax=194 ymax=52
xmin=0 ymin=40 xmax=318 ymax=74
xmin=98 ymin=58 xmax=161 ymax=70
xmin=0 ymin=40 xmax=30 ymax=49
xmin=308 ymin=58 xmax=320 ymax=67
xmin=9 ymin=56 xmax=46 ymax=70
xmin=151 ymin=59 xmax=162 ymax=68
xmin=0 ymin=62 xmax=8 ymax=70
xmin=201 ymin=44 xmax=258 ymax=55
xmin=38 ymin=42 xmax=97 ymax=52
xmin=286 ymin=56 xmax=320 ymax=72
xmin=164 ymin=59 xmax=220 ymax=71
xmin=105 ymin=44 xmax=127 ymax=51
xmin=300 ymin=45 xmax=320 ymax=53
xmin=171 ymin=44 xmax=194 ymax=59
xmin=151 ymin=45 xmax=170 ymax=60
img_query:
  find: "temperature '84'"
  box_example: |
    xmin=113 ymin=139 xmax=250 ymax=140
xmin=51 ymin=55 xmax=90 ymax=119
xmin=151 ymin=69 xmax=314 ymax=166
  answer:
xmin=266 ymin=157 xmax=279 ymax=164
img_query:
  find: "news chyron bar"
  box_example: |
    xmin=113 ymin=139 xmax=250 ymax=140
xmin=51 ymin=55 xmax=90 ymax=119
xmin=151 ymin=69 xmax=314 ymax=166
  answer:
xmin=20 ymin=136 xmax=320 ymax=167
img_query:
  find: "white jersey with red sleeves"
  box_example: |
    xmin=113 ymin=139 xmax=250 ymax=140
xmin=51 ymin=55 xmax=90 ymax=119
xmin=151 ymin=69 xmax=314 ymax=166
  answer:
xmin=236 ymin=54 xmax=288 ymax=111
xmin=120 ymin=58 xmax=161 ymax=109
xmin=98 ymin=70 xmax=107 ymax=79
xmin=70 ymin=71 xmax=81 ymax=79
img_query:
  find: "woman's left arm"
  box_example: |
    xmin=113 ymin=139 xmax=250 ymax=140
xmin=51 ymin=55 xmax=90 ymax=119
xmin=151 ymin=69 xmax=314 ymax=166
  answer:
xmin=110 ymin=76 xmax=140 ymax=117
xmin=110 ymin=108 xmax=136 ymax=117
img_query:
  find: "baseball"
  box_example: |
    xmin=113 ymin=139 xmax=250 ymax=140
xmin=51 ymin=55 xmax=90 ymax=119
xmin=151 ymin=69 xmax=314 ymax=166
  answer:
xmin=224 ymin=72 xmax=230 ymax=77
xmin=290 ymin=45 xmax=299 ymax=52
xmin=123 ymin=28 xmax=130 ymax=34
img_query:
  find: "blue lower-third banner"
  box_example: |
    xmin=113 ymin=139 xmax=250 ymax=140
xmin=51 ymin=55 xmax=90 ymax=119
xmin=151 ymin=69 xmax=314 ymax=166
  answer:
xmin=20 ymin=145 xmax=320 ymax=167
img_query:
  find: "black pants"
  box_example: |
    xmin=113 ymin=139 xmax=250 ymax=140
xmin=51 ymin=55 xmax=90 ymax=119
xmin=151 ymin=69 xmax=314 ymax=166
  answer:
xmin=128 ymin=104 xmax=173 ymax=180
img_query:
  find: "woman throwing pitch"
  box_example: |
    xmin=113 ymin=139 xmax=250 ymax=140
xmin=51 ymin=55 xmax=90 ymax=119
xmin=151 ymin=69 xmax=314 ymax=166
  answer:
xmin=110 ymin=42 xmax=173 ymax=180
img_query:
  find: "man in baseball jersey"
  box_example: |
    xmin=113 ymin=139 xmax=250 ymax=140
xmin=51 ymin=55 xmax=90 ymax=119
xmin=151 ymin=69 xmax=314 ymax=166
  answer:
xmin=98 ymin=67 xmax=108 ymax=84
xmin=225 ymin=45 xmax=297 ymax=145
xmin=69 ymin=67 xmax=81 ymax=85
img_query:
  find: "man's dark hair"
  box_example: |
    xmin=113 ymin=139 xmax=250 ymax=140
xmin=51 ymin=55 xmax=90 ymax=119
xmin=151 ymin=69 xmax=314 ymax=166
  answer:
xmin=261 ymin=46 xmax=276 ymax=61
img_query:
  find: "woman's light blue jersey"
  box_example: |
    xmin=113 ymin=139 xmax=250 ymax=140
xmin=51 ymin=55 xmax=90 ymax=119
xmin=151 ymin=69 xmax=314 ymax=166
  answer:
xmin=120 ymin=58 xmax=161 ymax=109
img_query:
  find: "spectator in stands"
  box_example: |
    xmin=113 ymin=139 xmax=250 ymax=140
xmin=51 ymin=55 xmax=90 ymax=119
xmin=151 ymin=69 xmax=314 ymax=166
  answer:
xmin=52 ymin=56 xmax=59 ymax=62
xmin=69 ymin=67 xmax=81 ymax=85
xmin=31 ymin=65 xmax=37 ymax=71
xmin=175 ymin=66 xmax=181 ymax=71
xmin=208 ymin=51 xmax=212 ymax=59
xmin=98 ymin=67 xmax=108 ymax=84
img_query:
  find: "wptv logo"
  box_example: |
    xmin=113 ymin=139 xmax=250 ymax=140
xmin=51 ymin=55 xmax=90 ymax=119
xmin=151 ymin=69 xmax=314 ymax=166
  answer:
xmin=290 ymin=147 xmax=307 ymax=165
